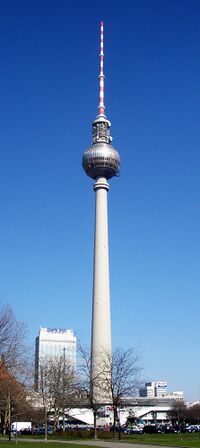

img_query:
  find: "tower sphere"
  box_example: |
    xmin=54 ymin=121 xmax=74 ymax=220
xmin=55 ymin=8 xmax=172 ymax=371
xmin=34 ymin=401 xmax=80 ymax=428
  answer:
xmin=82 ymin=141 xmax=120 ymax=180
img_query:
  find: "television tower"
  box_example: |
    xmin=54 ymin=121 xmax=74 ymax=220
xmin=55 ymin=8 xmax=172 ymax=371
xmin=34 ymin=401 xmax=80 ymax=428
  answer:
xmin=82 ymin=22 xmax=120 ymax=403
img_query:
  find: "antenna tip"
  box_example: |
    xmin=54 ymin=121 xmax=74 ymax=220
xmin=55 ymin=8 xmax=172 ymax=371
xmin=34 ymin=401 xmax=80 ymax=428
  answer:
xmin=100 ymin=21 xmax=104 ymax=26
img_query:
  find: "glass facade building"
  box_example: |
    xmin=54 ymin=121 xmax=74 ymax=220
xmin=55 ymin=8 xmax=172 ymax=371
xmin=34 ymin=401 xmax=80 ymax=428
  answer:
xmin=35 ymin=327 xmax=76 ymax=390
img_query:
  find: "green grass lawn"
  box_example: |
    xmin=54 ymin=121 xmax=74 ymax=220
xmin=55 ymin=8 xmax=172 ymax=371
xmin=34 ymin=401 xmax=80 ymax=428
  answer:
xmin=0 ymin=442 xmax=99 ymax=448
xmin=121 ymin=432 xmax=200 ymax=446
xmin=1 ymin=432 xmax=200 ymax=447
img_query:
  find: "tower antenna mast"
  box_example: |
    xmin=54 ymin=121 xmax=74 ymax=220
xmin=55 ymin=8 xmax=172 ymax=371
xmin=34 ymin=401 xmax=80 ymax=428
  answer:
xmin=98 ymin=21 xmax=105 ymax=117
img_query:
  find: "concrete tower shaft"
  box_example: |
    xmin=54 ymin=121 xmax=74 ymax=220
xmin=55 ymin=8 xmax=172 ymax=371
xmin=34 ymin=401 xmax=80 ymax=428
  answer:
xmin=91 ymin=177 xmax=111 ymax=359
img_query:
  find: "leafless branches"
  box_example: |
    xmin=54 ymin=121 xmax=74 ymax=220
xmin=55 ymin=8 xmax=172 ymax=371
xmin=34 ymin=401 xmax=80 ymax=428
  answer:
xmin=0 ymin=304 xmax=29 ymax=377
xmin=77 ymin=342 xmax=142 ymax=438
xmin=102 ymin=347 xmax=142 ymax=437
xmin=110 ymin=347 xmax=142 ymax=403
xmin=38 ymin=354 xmax=78 ymax=434
xmin=168 ymin=400 xmax=187 ymax=425
xmin=0 ymin=303 xmax=32 ymax=436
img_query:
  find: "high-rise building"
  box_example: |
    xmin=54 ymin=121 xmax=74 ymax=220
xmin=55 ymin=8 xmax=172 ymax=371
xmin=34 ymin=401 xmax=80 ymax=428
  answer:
xmin=35 ymin=327 xmax=76 ymax=390
xmin=139 ymin=381 xmax=168 ymax=398
xmin=82 ymin=22 xmax=120 ymax=403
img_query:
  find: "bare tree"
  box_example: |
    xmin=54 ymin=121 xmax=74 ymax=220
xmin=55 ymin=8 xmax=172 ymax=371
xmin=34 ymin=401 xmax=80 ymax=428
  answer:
xmin=0 ymin=304 xmax=31 ymax=437
xmin=186 ymin=403 xmax=200 ymax=424
xmin=0 ymin=360 xmax=33 ymax=438
xmin=0 ymin=305 xmax=28 ymax=376
xmin=37 ymin=354 xmax=77 ymax=439
xmin=102 ymin=347 xmax=142 ymax=438
xmin=77 ymin=343 xmax=142 ymax=439
xmin=48 ymin=354 xmax=78 ymax=430
xmin=77 ymin=343 xmax=107 ymax=439
xmin=168 ymin=400 xmax=187 ymax=428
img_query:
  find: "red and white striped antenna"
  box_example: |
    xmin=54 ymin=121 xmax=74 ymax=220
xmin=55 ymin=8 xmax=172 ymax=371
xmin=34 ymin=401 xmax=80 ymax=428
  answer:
xmin=98 ymin=21 xmax=105 ymax=117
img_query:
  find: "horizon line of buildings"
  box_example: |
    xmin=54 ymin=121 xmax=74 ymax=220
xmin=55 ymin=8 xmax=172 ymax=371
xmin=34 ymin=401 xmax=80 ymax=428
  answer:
xmin=33 ymin=326 xmax=187 ymax=425
xmin=34 ymin=326 xmax=183 ymax=401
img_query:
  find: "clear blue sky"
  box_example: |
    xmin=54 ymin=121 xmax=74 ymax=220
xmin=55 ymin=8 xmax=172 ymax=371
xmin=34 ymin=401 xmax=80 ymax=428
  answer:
xmin=0 ymin=0 xmax=200 ymax=403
